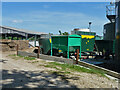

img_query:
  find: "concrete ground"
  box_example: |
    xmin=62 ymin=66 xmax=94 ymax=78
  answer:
xmin=0 ymin=51 xmax=119 ymax=89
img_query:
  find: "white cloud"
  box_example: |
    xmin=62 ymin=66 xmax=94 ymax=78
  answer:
xmin=12 ymin=20 xmax=23 ymax=23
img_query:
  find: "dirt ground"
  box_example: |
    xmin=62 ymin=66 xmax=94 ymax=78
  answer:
xmin=0 ymin=51 xmax=119 ymax=89
xmin=0 ymin=40 xmax=29 ymax=52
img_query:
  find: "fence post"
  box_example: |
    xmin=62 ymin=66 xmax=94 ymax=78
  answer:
xmin=76 ymin=49 xmax=79 ymax=64
xmin=37 ymin=46 xmax=40 ymax=58
xmin=16 ymin=44 xmax=19 ymax=56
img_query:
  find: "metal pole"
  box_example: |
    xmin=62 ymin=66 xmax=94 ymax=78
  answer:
xmin=67 ymin=46 xmax=69 ymax=59
xmin=79 ymin=46 xmax=81 ymax=60
xmin=26 ymin=34 xmax=28 ymax=40
xmin=88 ymin=22 xmax=92 ymax=32
xmin=76 ymin=49 xmax=79 ymax=64
xmin=51 ymin=38 xmax=52 ymax=56
xmin=34 ymin=35 xmax=36 ymax=47
xmin=67 ymin=37 xmax=69 ymax=59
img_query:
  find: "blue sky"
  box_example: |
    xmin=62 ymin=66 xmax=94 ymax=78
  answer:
xmin=2 ymin=2 xmax=110 ymax=35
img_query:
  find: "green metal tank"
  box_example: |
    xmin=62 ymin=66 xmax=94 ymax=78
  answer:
xmin=39 ymin=34 xmax=51 ymax=54
xmin=103 ymin=22 xmax=115 ymax=40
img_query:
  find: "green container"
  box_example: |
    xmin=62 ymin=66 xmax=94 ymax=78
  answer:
xmin=81 ymin=35 xmax=95 ymax=52
xmin=72 ymin=31 xmax=96 ymax=52
xmin=51 ymin=35 xmax=81 ymax=59
xmin=39 ymin=38 xmax=51 ymax=54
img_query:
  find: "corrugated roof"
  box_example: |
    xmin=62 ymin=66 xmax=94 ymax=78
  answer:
xmin=0 ymin=26 xmax=47 ymax=35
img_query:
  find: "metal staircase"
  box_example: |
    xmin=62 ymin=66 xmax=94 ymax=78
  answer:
xmin=106 ymin=2 xmax=116 ymax=22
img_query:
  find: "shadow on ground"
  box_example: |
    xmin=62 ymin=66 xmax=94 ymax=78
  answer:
xmin=2 ymin=69 xmax=79 ymax=89
xmin=0 ymin=59 xmax=8 ymax=63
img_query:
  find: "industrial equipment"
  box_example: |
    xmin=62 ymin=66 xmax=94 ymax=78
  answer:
xmin=104 ymin=2 xmax=116 ymax=40
xmin=39 ymin=34 xmax=82 ymax=59
xmin=39 ymin=34 xmax=51 ymax=55
xmin=103 ymin=22 xmax=115 ymax=40
xmin=95 ymin=2 xmax=116 ymax=59
xmin=115 ymin=1 xmax=120 ymax=62
xmin=71 ymin=29 xmax=96 ymax=52
xmin=95 ymin=40 xmax=115 ymax=54
xmin=51 ymin=35 xmax=81 ymax=59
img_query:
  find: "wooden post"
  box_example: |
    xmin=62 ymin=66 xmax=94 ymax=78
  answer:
xmin=76 ymin=49 xmax=79 ymax=64
xmin=37 ymin=46 xmax=40 ymax=58
xmin=16 ymin=44 xmax=19 ymax=56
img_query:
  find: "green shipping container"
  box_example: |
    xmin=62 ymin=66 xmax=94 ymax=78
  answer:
xmin=51 ymin=35 xmax=82 ymax=59
xmin=71 ymin=31 xmax=96 ymax=52
xmin=81 ymin=35 xmax=95 ymax=52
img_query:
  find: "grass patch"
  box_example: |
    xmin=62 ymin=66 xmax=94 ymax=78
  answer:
xmin=8 ymin=54 xmax=36 ymax=60
xmin=8 ymin=54 xmax=23 ymax=60
xmin=24 ymin=56 xmax=36 ymax=60
xmin=47 ymin=62 xmax=105 ymax=77
xmin=44 ymin=64 xmax=61 ymax=70
xmin=17 ymin=55 xmax=24 ymax=58
xmin=8 ymin=54 xmax=17 ymax=57
xmin=32 ymin=61 xmax=39 ymax=63
xmin=9 ymin=54 xmax=24 ymax=57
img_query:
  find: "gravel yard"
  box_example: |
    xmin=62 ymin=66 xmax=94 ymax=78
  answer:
xmin=1 ymin=51 xmax=119 ymax=89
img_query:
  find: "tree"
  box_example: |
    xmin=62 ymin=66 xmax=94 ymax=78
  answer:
xmin=62 ymin=32 xmax=69 ymax=35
